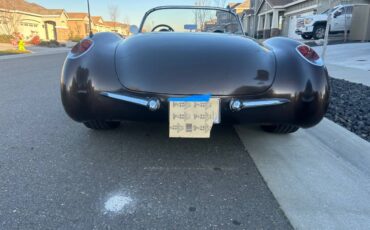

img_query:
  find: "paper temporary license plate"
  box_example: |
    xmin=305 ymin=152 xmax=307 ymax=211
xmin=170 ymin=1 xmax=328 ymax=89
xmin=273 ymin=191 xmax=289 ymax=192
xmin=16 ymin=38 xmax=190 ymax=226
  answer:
xmin=168 ymin=96 xmax=220 ymax=138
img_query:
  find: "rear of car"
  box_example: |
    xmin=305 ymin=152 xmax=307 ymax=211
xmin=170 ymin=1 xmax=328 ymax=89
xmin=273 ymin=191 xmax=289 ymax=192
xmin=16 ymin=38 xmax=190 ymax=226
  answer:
xmin=61 ymin=6 xmax=330 ymax=137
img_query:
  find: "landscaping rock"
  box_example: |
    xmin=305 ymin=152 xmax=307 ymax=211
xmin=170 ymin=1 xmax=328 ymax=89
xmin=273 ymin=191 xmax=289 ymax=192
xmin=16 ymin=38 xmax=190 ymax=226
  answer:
xmin=326 ymin=78 xmax=370 ymax=142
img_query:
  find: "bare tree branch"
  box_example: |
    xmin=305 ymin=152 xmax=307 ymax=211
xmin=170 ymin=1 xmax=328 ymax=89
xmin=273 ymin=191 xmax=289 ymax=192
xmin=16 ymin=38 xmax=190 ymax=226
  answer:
xmin=194 ymin=0 xmax=212 ymax=31
xmin=123 ymin=15 xmax=130 ymax=25
xmin=108 ymin=4 xmax=120 ymax=30
xmin=0 ymin=0 xmax=22 ymax=36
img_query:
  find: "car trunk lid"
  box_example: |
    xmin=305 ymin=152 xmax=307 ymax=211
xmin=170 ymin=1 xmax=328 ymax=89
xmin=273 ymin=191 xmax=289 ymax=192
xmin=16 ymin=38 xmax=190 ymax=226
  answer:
xmin=115 ymin=33 xmax=276 ymax=96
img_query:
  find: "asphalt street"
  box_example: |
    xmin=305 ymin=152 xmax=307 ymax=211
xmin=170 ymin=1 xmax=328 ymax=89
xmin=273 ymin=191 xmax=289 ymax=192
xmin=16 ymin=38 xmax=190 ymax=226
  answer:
xmin=0 ymin=53 xmax=292 ymax=229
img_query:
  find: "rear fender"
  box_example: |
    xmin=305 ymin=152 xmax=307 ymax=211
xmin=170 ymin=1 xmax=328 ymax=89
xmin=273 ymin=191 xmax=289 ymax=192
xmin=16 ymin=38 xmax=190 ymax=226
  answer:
xmin=263 ymin=37 xmax=330 ymax=127
xmin=61 ymin=32 xmax=123 ymax=122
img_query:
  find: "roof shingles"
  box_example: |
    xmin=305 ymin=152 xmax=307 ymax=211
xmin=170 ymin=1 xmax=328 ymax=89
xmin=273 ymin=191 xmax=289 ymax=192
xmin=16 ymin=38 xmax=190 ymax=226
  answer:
xmin=0 ymin=0 xmax=64 ymax=15
xmin=66 ymin=12 xmax=88 ymax=19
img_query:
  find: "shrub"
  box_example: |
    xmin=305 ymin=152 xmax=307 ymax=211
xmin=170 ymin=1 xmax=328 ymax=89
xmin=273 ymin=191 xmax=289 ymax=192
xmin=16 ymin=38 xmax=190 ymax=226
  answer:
xmin=28 ymin=35 xmax=41 ymax=45
xmin=69 ymin=37 xmax=82 ymax=42
xmin=38 ymin=40 xmax=60 ymax=47
xmin=0 ymin=34 xmax=14 ymax=43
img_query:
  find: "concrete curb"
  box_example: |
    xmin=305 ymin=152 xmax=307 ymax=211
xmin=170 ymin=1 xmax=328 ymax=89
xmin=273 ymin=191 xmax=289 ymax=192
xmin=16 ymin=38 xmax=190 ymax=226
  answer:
xmin=235 ymin=119 xmax=370 ymax=229
xmin=0 ymin=48 xmax=69 ymax=60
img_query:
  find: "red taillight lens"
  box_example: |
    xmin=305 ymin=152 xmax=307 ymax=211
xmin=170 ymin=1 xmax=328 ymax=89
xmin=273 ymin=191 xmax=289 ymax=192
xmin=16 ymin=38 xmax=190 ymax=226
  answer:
xmin=71 ymin=39 xmax=93 ymax=55
xmin=297 ymin=45 xmax=320 ymax=63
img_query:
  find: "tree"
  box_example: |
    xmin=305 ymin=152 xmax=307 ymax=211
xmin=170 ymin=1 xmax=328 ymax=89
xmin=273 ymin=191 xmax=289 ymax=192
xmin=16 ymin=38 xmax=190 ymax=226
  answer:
xmin=0 ymin=0 xmax=22 ymax=36
xmin=122 ymin=16 xmax=130 ymax=35
xmin=193 ymin=0 xmax=226 ymax=31
xmin=194 ymin=0 xmax=211 ymax=31
xmin=123 ymin=15 xmax=130 ymax=25
xmin=108 ymin=4 xmax=120 ymax=30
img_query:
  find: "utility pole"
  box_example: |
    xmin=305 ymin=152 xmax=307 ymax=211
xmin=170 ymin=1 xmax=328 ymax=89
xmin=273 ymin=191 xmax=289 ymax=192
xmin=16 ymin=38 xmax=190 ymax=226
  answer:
xmin=322 ymin=0 xmax=333 ymax=62
xmin=87 ymin=0 xmax=93 ymax=37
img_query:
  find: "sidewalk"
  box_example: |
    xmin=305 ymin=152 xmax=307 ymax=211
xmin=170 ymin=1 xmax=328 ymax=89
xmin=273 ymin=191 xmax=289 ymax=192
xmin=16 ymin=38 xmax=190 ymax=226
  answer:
xmin=312 ymin=43 xmax=370 ymax=86
xmin=0 ymin=43 xmax=14 ymax=51
xmin=0 ymin=45 xmax=70 ymax=60
xmin=235 ymin=119 xmax=370 ymax=230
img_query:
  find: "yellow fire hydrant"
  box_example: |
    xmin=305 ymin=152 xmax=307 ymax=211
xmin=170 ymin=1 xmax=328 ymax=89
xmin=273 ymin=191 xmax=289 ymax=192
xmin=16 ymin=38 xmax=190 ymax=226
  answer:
xmin=18 ymin=39 xmax=26 ymax=51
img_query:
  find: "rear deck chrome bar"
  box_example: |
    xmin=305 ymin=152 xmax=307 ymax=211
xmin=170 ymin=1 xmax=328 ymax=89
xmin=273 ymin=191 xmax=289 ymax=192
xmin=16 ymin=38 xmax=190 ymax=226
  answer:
xmin=101 ymin=92 xmax=160 ymax=111
xmin=102 ymin=92 xmax=288 ymax=112
xmin=230 ymin=98 xmax=289 ymax=111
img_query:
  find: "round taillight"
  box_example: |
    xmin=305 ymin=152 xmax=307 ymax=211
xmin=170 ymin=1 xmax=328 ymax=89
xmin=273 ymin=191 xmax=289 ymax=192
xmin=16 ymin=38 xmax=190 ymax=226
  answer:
xmin=297 ymin=45 xmax=320 ymax=63
xmin=71 ymin=39 xmax=93 ymax=55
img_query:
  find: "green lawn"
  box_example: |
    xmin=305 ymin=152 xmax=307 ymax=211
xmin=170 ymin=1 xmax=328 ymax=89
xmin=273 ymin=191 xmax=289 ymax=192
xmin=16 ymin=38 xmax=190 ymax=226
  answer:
xmin=0 ymin=49 xmax=31 ymax=56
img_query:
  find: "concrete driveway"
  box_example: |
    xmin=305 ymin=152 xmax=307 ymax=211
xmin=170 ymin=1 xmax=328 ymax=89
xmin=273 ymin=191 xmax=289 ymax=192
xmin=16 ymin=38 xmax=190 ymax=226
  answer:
xmin=313 ymin=42 xmax=370 ymax=86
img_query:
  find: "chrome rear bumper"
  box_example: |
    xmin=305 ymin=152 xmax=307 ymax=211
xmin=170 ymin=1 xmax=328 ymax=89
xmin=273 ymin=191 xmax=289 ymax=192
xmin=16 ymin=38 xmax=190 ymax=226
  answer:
xmin=101 ymin=92 xmax=160 ymax=111
xmin=229 ymin=98 xmax=289 ymax=111
xmin=101 ymin=92 xmax=290 ymax=112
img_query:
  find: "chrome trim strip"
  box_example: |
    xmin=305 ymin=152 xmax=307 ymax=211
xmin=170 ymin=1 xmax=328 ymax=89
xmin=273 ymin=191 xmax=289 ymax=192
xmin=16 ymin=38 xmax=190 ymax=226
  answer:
xmin=101 ymin=92 xmax=149 ymax=107
xmin=230 ymin=98 xmax=290 ymax=111
xmin=242 ymin=99 xmax=289 ymax=108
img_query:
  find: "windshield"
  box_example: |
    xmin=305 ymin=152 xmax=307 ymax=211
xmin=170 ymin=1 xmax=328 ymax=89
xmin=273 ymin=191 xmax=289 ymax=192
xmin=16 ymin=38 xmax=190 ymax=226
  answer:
xmin=322 ymin=6 xmax=339 ymax=14
xmin=140 ymin=7 xmax=243 ymax=35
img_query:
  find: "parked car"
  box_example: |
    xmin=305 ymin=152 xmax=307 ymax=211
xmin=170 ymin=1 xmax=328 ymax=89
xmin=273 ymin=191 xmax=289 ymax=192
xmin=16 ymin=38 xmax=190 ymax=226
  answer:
xmin=61 ymin=6 xmax=329 ymax=137
xmin=295 ymin=4 xmax=353 ymax=40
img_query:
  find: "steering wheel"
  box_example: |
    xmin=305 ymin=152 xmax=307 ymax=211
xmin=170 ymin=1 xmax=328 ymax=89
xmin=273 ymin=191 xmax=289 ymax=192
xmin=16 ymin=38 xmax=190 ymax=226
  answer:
xmin=213 ymin=30 xmax=224 ymax=33
xmin=151 ymin=24 xmax=174 ymax=32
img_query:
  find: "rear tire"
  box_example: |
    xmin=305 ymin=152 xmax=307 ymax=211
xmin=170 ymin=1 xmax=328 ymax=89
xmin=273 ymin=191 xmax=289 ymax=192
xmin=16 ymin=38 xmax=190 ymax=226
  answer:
xmin=83 ymin=120 xmax=120 ymax=130
xmin=313 ymin=24 xmax=326 ymax=40
xmin=301 ymin=34 xmax=313 ymax=40
xmin=261 ymin=124 xmax=299 ymax=134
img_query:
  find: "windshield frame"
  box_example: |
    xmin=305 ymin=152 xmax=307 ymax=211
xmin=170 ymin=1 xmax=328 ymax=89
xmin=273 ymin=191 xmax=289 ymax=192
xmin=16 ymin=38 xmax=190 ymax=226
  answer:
xmin=138 ymin=5 xmax=245 ymax=35
xmin=322 ymin=6 xmax=340 ymax=14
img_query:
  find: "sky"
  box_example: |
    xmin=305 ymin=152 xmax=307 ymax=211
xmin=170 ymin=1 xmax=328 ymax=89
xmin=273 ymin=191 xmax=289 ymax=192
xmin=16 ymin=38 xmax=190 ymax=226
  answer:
xmin=29 ymin=0 xmax=243 ymax=25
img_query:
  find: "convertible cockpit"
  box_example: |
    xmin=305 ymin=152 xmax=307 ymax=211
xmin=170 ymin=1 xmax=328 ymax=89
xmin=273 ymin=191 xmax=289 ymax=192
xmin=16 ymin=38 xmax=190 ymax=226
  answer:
xmin=140 ymin=6 xmax=243 ymax=34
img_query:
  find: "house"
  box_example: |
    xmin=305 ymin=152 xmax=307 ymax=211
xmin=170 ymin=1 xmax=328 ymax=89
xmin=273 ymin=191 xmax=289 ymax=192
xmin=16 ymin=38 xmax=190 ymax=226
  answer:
xmin=1 ymin=0 xmax=133 ymax=42
xmin=66 ymin=14 xmax=130 ymax=39
xmin=104 ymin=21 xmax=129 ymax=36
xmin=213 ymin=0 xmax=251 ymax=33
xmin=228 ymin=1 xmax=251 ymax=14
xmin=316 ymin=0 xmax=370 ymax=13
xmin=240 ymin=0 xmax=256 ymax=36
xmin=254 ymin=0 xmax=291 ymax=39
xmin=66 ymin=12 xmax=90 ymax=39
xmin=283 ymin=0 xmax=370 ymax=38
xmin=91 ymin=16 xmax=106 ymax=33
xmin=250 ymin=0 xmax=370 ymax=39
xmin=0 ymin=0 xmax=69 ymax=41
